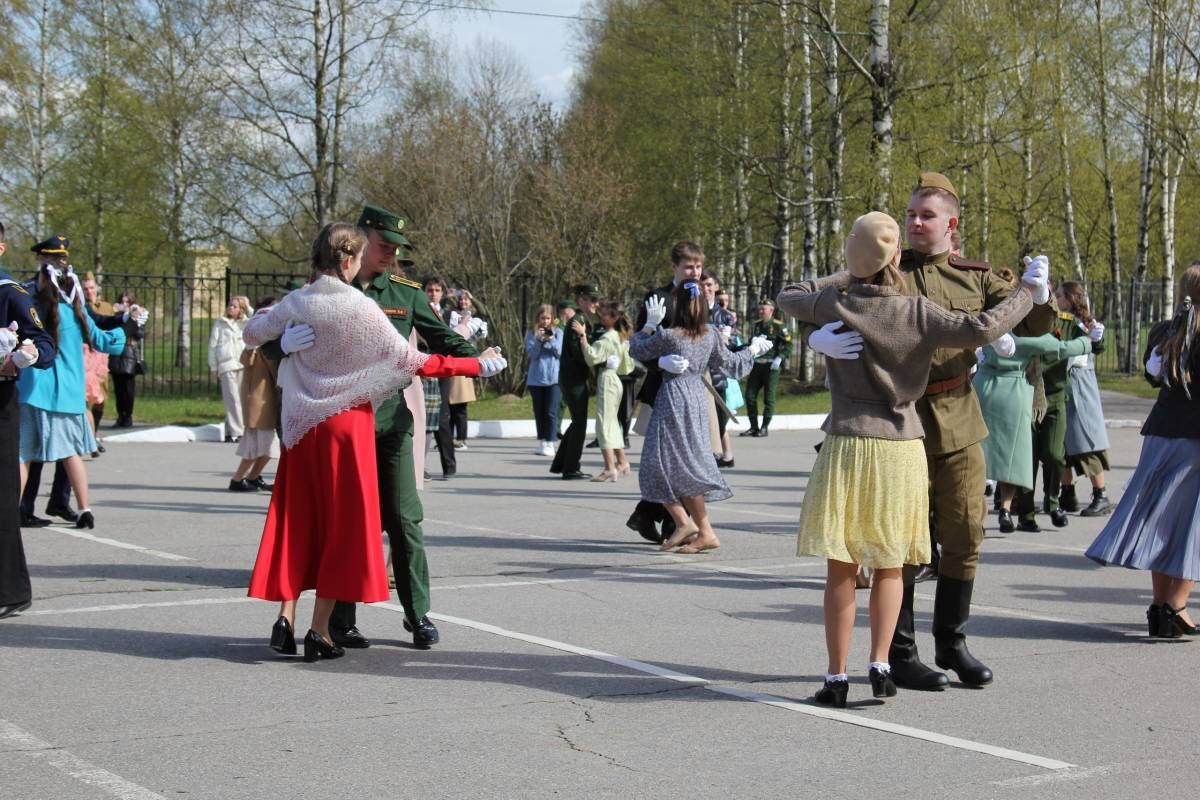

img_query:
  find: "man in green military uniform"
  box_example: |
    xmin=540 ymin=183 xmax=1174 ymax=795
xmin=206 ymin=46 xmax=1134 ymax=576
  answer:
xmin=740 ymin=298 xmax=791 ymax=437
xmin=1014 ymin=300 xmax=1088 ymax=531
xmin=266 ymin=205 xmax=494 ymax=650
xmin=550 ymin=282 xmax=600 ymax=480
xmin=810 ymin=172 xmax=1054 ymax=691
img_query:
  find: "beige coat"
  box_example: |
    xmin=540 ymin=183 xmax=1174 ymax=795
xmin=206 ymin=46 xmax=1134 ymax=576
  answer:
xmin=777 ymin=274 xmax=1033 ymax=441
xmin=238 ymin=348 xmax=279 ymax=431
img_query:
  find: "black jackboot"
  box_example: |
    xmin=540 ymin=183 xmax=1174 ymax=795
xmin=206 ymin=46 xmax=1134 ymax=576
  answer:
xmin=933 ymin=576 xmax=993 ymax=686
xmin=1080 ymin=488 xmax=1113 ymax=517
xmin=755 ymin=416 xmax=771 ymax=437
xmin=1059 ymin=483 xmax=1079 ymax=512
xmin=889 ymin=583 xmax=949 ymax=691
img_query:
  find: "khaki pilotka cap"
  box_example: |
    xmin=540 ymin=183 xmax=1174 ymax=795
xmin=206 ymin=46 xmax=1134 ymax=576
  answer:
xmin=914 ymin=171 xmax=959 ymax=201
xmin=845 ymin=211 xmax=901 ymax=279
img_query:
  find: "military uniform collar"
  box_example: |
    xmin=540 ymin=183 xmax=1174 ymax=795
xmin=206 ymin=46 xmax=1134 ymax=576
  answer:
xmin=901 ymin=248 xmax=950 ymax=270
xmin=368 ymin=271 xmax=391 ymax=291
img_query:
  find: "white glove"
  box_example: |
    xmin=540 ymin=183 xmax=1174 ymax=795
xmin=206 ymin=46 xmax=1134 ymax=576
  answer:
xmin=11 ymin=340 xmax=37 ymax=368
xmin=605 ymin=354 xmax=620 ymax=369
xmin=1146 ymin=347 xmax=1163 ymax=378
xmin=135 ymin=309 xmax=149 ymax=327
xmin=975 ymin=347 xmax=986 ymax=364
xmin=658 ymin=354 xmax=689 ymax=374
xmin=643 ymin=295 xmax=666 ymax=331
xmin=1020 ymin=255 xmax=1050 ymax=304
xmin=470 ymin=318 xmax=488 ymax=339
xmin=479 ymin=357 xmax=507 ymax=377
xmin=718 ymin=324 xmax=732 ymax=344
xmin=809 ymin=320 xmax=863 ymax=360
xmin=748 ymin=335 xmax=773 ymax=358
xmin=0 ymin=322 xmax=18 ymax=358
xmin=280 ymin=321 xmax=315 ymax=354
xmin=770 ymin=356 xmax=782 ymax=370
xmin=1088 ymin=321 xmax=1105 ymax=342
xmin=992 ymin=333 xmax=1016 ymax=358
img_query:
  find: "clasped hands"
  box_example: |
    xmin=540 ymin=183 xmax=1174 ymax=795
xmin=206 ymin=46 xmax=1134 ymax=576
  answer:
xmin=0 ymin=322 xmax=37 ymax=373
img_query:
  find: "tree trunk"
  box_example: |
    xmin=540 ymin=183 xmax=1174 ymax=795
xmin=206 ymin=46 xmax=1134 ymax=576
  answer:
xmin=1058 ymin=124 xmax=1084 ymax=282
xmin=1018 ymin=130 xmax=1033 ymax=258
xmin=823 ymin=0 xmax=843 ymax=274
xmin=1127 ymin=12 xmax=1160 ymax=373
xmin=867 ymin=0 xmax=893 ymax=212
xmin=733 ymin=3 xmax=753 ymax=298
xmin=311 ymin=0 xmax=328 ymax=227
xmin=1094 ymin=0 xmax=1123 ymax=358
xmin=981 ymin=117 xmax=991 ymax=261
xmin=33 ymin=0 xmax=50 ymax=234
xmin=798 ymin=2 xmax=818 ymax=380
xmin=94 ymin=0 xmax=110 ymax=275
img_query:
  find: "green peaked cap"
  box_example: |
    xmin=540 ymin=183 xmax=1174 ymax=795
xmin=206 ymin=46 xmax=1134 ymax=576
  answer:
xmin=357 ymin=204 xmax=412 ymax=248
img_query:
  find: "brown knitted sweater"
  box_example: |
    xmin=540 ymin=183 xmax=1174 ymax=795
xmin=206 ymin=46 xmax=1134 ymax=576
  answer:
xmin=777 ymin=275 xmax=1033 ymax=440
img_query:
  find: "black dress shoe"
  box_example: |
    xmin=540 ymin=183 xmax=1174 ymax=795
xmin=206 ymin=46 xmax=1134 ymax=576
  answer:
xmin=403 ymin=616 xmax=440 ymax=649
xmin=228 ymin=479 xmax=256 ymax=492
xmin=270 ymin=616 xmax=297 ymax=654
xmin=1059 ymin=484 xmax=1079 ymax=512
xmin=997 ymin=510 xmax=1015 ymax=533
xmin=626 ymin=511 xmax=663 ymax=544
xmin=303 ymin=630 xmax=345 ymax=662
xmin=330 ymin=626 xmax=370 ymax=649
xmin=0 ymin=600 xmax=31 ymax=620
xmin=738 ymin=428 xmax=758 ymax=437
xmin=814 ymin=678 xmax=849 ymax=708
xmin=561 ymin=471 xmax=591 ymax=480
xmin=1017 ymin=516 xmax=1040 ymax=533
xmin=715 ymin=456 xmax=735 ymax=468
xmin=248 ymin=476 xmax=273 ymax=491
xmin=869 ymin=667 xmax=897 ymax=698
xmin=45 ymin=504 xmax=78 ymax=523
xmin=1050 ymin=508 xmax=1069 ymax=528
xmin=21 ymin=512 xmax=51 ymax=528
xmin=76 ymin=511 xmax=95 ymax=530
xmin=97 ymin=443 xmax=106 ymax=453
xmin=913 ymin=564 xmax=938 ymax=583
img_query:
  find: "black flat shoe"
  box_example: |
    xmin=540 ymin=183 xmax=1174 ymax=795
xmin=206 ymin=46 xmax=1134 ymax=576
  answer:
xmin=814 ymin=678 xmax=849 ymax=708
xmin=715 ymin=456 xmax=735 ymax=468
xmin=561 ymin=471 xmax=591 ymax=480
xmin=330 ymin=626 xmax=370 ymax=649
xmin=869 ymin=667 xmax=897 ymax=698
xmin=1050 ymin=509 xmax=1069 ymax=528
xmin=1017 ymin=516 xmax=1041 ymax=533
xmin=626 ymin=511 xmax=663 ymax=544
xmin=997 ymin=510 xmax=1015 ymax=533
xmin=913 ymin=564 xmax=938 ymax=583
xmin=46 ymin=504 xmax=78 ymax=523
xmin=228 ymin=479 xmax=256 ymax=492
xmin=738 ymin=428 xmax=758 ymax=437
xmin=403 ymin=616 xmax=440 ymax=649
xmin=0 ymin=600 xmax=31 ymax=620
xmin=97 ymin=443 xmax=106 ymax=453
xmin=75 ymin=511 xmax=95 ymax=530
xmin=20 ymin=512 xmax=51 ymax=528
xmin=248 ymin=476 xmax=273 ymax=491
xmin=303 ymin=630 xmax=345 ymax=662
xmin=270 ymin=616 xmax=296 ymax=655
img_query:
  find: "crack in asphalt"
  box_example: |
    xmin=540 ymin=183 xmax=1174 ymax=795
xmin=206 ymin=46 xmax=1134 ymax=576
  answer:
xmin=552 ymin=700 xmax=641 ymax=772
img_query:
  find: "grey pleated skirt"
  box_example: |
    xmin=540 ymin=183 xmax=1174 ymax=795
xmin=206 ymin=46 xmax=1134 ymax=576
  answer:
xmin=1085 ymin=436 xmax=1200 ymax=580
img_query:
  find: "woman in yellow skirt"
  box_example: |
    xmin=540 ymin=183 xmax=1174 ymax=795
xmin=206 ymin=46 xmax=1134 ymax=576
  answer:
xmin=777 ymin=211 xmax=1040 ymax=706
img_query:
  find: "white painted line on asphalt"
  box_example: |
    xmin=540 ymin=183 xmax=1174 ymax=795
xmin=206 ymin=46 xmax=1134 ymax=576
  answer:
xmin=989 ymin=763 xmax=1122 ymax=788
xmin=44 ymin=526 xmax=195 ymax=561
xmin=369 ymin=605 xmax=1073 ymax=771
xmin=24 ymin=596 xmax=257 ymax=617
xmin=0 ymin=718 xmax=166 ymax=799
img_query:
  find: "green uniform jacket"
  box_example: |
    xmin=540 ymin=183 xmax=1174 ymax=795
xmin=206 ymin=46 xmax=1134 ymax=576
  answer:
xmin=899 ymin=249 xmax=1056 ymax=454
xmin=1041 ymin=312 xmax=1096 ymax=401
xmin=559 ymin=311 xmax=597 ymax=390
xmin=261 ymin=272 xmax=477 ymax=434
xmin=750 ymin=318 xmax=792 ymax=365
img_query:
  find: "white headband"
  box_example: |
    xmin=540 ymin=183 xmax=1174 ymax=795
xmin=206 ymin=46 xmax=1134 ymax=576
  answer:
xmin=43 ymin=263 xmax=81 ymax=305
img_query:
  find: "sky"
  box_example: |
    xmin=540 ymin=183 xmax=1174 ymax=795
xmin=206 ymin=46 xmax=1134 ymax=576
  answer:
xmin=418 ymin=1 xmax=589 ymax=108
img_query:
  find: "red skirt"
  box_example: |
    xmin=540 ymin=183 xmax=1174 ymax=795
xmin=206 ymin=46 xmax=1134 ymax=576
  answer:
xmin=247 ymin=404 xmax=390 ymax=603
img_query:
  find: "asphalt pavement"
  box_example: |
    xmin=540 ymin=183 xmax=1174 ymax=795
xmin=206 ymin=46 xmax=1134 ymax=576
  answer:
xmin=2 ymin=399 xmax=1194 ymax=800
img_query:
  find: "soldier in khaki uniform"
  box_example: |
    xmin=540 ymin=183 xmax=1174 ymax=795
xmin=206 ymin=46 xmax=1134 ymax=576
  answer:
xmin=810 ymin=173 xmax=1054 ymax=690
xmin=740 ymin=299 xmax=792 ymax=437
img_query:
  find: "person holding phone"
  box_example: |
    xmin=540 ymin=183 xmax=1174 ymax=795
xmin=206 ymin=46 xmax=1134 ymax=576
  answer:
xmin=525 ymin=304 xmax=563 ymax=456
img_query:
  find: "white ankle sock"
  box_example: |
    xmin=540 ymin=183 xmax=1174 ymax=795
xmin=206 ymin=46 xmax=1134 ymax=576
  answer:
xmin=869 ymin=661 xmax=891 ymax=674
xmin=825 ymin=672 xmax=848 ymax=683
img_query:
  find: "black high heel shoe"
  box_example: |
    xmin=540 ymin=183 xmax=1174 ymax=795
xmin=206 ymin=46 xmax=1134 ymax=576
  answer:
xmin=303 ymin=630 xmax=345 ymax=662
xmin=75 ymin=510 xmax=95 ymax=530
xmin=1161 ymin=605 xmax=1200 ymax=637
xmin=1147 ymin=604 xmax=1162 ymax=637
xmin=270 ymin=616 xmax=296 ymax=655
xmin=869 ymin=667 xmax=897 ymax=698
xmin=814 ymin=678 xmax=849 ymax=708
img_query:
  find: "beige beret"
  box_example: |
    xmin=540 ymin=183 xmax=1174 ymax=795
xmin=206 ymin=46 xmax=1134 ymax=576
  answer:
xmin=845 ymin=212 xmax=901 ymax=279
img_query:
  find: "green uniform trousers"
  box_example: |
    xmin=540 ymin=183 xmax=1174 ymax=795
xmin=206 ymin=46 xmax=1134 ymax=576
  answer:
xmin=331 ymin=405 xmax=429 ymax=630
xmin=1015 ymin=401 xmax=1067 ymax=517
xmin=745 ymin=363 xmax=780 ymax=422
xmin=904 ymin=442 xmax=986 ymax=583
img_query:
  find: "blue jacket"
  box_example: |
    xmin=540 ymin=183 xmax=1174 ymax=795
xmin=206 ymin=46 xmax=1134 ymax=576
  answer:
xmin=18 ymin=301 xmax=126 ymax=414
xmin=524 ymin=327 xmax=562 ymax=387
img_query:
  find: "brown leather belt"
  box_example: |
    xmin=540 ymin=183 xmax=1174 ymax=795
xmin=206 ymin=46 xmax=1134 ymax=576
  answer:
xmin=925 ymin=371 xmax=971 ymax=396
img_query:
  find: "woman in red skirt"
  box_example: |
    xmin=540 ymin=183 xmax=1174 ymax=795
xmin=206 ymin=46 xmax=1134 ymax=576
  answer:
xmin=243 ymin=223 xmax=497 ymax=662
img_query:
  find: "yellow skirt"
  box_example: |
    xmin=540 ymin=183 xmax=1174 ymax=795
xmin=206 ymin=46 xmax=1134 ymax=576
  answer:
xmin=797 ymin=434 xmax=931 ymax=569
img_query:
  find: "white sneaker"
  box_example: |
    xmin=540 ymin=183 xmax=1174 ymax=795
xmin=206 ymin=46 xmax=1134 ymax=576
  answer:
xmin=541 ymin=440 xmax=556 ymax=456
xmin=535 ymin=441 xmax=547 ymax=455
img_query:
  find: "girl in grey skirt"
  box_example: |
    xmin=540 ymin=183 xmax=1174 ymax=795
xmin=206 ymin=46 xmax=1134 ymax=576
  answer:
xmin=1086 ymin=263 xmax=1200 ymax=638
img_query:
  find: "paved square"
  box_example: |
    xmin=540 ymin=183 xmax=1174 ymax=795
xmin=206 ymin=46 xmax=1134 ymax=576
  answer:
xmin=1 ymin=413 xmax=1193 ymax=799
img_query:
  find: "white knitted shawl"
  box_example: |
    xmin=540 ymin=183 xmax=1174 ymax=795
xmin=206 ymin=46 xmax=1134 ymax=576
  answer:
xmin=243 ymin=275 xmax=429 ymax=448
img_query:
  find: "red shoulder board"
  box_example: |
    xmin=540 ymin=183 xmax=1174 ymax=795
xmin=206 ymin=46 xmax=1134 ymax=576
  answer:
xmin=947 ymin=255 xmax=990 ymax=271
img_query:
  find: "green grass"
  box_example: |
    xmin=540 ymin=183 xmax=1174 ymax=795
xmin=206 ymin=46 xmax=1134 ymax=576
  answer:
xmin=1097 ymin=374 xmax=1159 ymax=400
xmin=132 ymin=392 xmax=226 ymax=426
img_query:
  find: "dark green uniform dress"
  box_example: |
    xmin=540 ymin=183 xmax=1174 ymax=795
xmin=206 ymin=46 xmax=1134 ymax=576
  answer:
xmin=743 ymin=318 xmax=792 ymax=435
